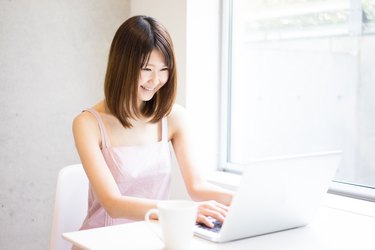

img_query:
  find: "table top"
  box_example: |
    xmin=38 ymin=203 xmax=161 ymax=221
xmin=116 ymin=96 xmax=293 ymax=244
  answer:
xmin=63 ymin=196 xmax=375 ymax=250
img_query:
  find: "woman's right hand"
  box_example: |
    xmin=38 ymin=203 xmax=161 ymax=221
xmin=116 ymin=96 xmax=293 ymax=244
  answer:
xmin=196 ymin=200 xmax=229 ymax=228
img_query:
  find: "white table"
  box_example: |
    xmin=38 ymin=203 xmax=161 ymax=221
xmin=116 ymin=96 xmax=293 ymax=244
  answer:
xmin=63 ymin=194 xmax=375 ymax=250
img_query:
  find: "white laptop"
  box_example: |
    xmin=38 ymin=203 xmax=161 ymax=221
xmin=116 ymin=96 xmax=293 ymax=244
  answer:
xmin=194 ymin=150 xmax=342 ymax=242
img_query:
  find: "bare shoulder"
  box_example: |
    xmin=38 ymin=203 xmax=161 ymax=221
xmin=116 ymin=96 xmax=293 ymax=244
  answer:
xmin=72 ymin=110 xmax=101 ymax=144
xmin=169 ymin=103 xmax=187 ymax=119
xmin=72 ymin=101 xmax=104 ymax=131
xmin=168 ymin=104 xmax=188 ymax=124
xmin=73 ymin=110 xmax=97 ymax=130
xmin=167 ymin=104 xmax=189 ymax=139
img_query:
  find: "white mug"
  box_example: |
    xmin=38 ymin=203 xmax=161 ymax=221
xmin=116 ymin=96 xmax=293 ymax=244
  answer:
xmin=145 ymin=200 xmax=198 ymax=250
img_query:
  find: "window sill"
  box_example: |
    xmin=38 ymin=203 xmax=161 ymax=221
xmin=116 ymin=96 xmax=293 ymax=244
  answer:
xmin=206 ymin=170 xmax=241 ymax=191
xmin=329 ymin=180 xmax=375 ymax=202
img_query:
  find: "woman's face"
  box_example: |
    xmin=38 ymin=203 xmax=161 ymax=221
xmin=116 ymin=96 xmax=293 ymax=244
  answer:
xmin=138 ymin=49 xmax=169 ymax=104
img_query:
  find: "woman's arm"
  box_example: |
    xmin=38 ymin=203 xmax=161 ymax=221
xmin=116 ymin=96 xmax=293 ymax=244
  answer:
xmin=169 ymin=105 xmax=234 ymax=225
xmin=72 ymin=111 xmax=157 ymax=220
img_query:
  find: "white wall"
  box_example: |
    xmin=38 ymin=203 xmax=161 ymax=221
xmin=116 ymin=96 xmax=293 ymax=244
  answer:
xmin=0 ymin=1 xmax=130 ymax=249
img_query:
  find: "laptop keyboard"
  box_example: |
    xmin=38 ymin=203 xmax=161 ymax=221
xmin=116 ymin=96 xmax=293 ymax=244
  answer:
xmin=196 ymin=218 xmax=223 ymax=233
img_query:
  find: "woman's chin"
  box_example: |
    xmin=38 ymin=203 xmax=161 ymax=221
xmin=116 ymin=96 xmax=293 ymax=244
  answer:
xmin=140 ymin=94 xmax=155 ymax=102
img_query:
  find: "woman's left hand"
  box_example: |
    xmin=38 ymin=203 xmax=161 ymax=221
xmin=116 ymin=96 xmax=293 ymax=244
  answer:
xmin=196 ymin=200 xmax=229 ymax=228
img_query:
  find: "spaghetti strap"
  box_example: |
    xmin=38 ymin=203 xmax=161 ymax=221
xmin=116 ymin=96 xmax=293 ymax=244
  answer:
xmin=162 ymin=117 xmax=168 ymax=142
xmin=84 ymin=109 xmax=110 ymax=148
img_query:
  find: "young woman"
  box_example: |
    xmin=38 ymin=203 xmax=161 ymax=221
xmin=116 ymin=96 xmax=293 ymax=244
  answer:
xmin=73 ymin=15 xmax=233 ymax=233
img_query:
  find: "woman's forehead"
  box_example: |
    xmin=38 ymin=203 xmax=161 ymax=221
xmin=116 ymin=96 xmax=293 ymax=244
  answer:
xmin=144 ymin=49 xmax=167 ymax=66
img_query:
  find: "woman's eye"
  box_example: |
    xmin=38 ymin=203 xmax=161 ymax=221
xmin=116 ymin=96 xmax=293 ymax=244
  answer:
xmin=142 ymin=68 xmax=152 ymax=71
xmin=161 ymin=68 xmax=169 ymax=71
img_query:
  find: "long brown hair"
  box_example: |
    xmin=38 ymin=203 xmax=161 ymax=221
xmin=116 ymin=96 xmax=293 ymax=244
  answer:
xmin=104 ymin=15 xmax=177 ymax=128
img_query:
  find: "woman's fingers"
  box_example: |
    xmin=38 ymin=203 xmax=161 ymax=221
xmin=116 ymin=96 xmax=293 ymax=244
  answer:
xmin=199 ymin=200 xmax=228 ymax=216
xmin=198 ymin=206 xmax=225 ymax=222
xmin=196 ymin=214 xmax=214 ymax=228
xmin=196 ymin=200 xmax=229 ymax=227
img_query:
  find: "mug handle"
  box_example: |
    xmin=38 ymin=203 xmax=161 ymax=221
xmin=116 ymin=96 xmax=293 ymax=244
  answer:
xmin=145 ymin=208 xmax=162 ymax=240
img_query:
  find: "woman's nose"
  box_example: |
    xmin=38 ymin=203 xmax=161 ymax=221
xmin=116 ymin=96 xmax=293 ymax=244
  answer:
xmin=151 ymin=72 xmax=160 ymax=85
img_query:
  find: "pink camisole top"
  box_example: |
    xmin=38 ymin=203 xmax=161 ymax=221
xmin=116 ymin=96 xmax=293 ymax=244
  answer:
xmin=79 ymin=108 xmax=172 ymax=230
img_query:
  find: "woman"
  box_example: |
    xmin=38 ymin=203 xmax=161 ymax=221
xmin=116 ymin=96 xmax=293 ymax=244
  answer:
xmin=73 ymin=15 xmax=233 ymax=233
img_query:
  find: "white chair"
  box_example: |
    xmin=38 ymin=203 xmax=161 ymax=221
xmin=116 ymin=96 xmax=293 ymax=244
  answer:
xmin=49 ymin=164 xmax=89 ymax=250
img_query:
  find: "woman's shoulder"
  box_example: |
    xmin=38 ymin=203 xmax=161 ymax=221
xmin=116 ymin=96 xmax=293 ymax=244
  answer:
xmin=73 ymin=110 xmax=95 ymax=125
xmin=168 ymin=104 xmax=187 ymax=122
xmin=73 ymin=102 xmax=105 ymax=130
xmin=169 ymin=103 xmax=186 ymax=115
xmin=167 ymin=104 xmax=189 ymax=137
xmin=72 ymin=111 xmax=98 ymax=139
xmin=73 ymin=101 xmax=105 ymax=124
xmin=72 ymin=108 xmax=103 ymax=146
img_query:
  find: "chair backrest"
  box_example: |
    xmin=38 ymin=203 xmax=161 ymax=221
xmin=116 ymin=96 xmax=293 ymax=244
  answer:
xmin=49 ymin=164 xmax=89 ymax=250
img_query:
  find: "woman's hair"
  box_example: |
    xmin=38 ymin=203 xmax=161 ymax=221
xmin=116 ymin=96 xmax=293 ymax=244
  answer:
xmin=104 ymin=15 xmax=177 ymax=128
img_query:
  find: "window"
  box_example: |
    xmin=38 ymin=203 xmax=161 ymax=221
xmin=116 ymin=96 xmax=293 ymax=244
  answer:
xmin=221 ymin=0 xmax=375 ymax=200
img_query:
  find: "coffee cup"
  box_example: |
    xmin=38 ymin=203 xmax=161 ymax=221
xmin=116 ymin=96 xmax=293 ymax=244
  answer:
xmin=145 ymin=200 xmax=198 ymax=250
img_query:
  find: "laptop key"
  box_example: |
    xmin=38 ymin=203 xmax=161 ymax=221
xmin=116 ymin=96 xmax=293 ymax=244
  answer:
xmin=196 ymin=219 xmax=223 ymax=233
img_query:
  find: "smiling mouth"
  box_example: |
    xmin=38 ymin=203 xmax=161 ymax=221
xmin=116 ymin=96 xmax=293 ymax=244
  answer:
xmin=141 ymin=85 xmax=155 ymax=91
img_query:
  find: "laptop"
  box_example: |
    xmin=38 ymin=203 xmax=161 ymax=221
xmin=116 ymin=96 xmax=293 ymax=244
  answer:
xmin=194 ymin=150 xmax=342 ymax=242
